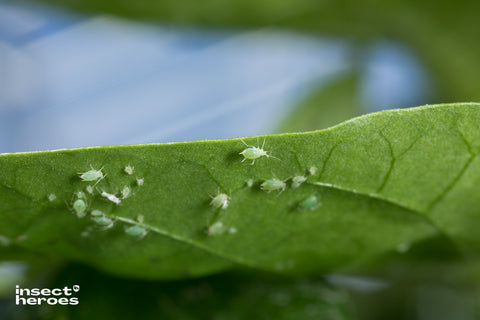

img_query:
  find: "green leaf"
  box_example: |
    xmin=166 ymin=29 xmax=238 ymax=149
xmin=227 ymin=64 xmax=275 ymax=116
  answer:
xmin=1 ymin=103 xmax=479 ymax=279
xmin=12 ymin=264 xmax=356 ymax=320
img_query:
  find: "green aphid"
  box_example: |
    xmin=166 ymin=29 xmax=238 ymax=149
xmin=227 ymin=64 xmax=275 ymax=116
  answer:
xmin=291 ymin=175 xmax=307 ymax=188
xmin=298 ymin=195 xmax=320 ymax=211
xmin=124 ymin=165 xmax=134 ymax=175
xmin=207 ymin=221 xmax=226 ymax=236
xmin=239 ymin=138 xmax=277 ymax=165
xmin=125 ymin=225 xmax=148 ymax=239
xmin=48 ymin=193 xmax=56 ymax=202
xmin=78 ymin=166 xmax=105 ymax=184
xmin=76 ymin=191 xmax=87 ymax=199
xmin=86 ymin=185 xmax=95 ymax=194
xmin=210 ymin=193 xmax=230 ymax=210
xmin=121 ymin=186 xmax=131 ymax=199
xmin=73 ymin=199 xmax=87 ymax=218
xmin=92 ymin=216 xmax=114 ymax=229
xmin=261 ymin=178 xmax=287 ymax=193
xmin=91 ymin=209 xmax=103 ymax=217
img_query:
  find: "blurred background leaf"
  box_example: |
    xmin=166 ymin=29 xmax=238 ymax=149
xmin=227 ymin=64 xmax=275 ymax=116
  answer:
xmin=7 ymin=264 xmax=357 ymax=320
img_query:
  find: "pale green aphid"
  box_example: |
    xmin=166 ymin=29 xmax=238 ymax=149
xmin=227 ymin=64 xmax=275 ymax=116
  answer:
xmin=125 ymin=225 xmax=148 ymax=239
xmin=136 ymin=177 xmax=144 ymax=186
xmin=76 ymin=191 xmax=86 ymax=199
xmin=207 ymin=221 xmax=226 ymax=236
xmin=239 ymin=138 xmax=275 ymax=165
xmin=92 ymin=215 xmax=114 ymax=229
xmin=308 ymin=166 xmax=317 ymax=176
xmin=124 ymin=165 xmax=134 ymax=175
xmin=261 ymin=178 xmax=287 ymax=193
xmin=73 ymin=199 xmax=87 ymax=218
xmin=298 ymin=195 xmax=320 ymax=211
xmin=246 ymin=179 xmax=254 ymax=188
xmin=48 ymin=193 xmax=56 ymax=202
xmin=291 ymin=175 xmax=307 ymax=188
xmin=86 ymin=185 xmax=94 ymax=194
xmin=121 ymin=186 xmax=131 ymax=199
xmin=91 ymin=209 xmax=103 ymax=217
xmin=210 ymin=193 xmax=230 ymax=210
xmin=78 ymin=166 xmax=105 ymax=184
xmin=137 ymin=214 xmax=144 ymax=223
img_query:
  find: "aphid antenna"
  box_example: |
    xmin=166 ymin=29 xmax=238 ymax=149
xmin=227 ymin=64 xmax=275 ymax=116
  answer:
xmin=266 ymin=152 xmax=281 ymax=161
xmin=239 ymin=138 xmax=251 ymax=148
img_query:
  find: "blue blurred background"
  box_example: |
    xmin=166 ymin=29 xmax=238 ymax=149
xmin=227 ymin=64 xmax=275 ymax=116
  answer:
xmin=0 ymin=1 xmax=433 ymax=153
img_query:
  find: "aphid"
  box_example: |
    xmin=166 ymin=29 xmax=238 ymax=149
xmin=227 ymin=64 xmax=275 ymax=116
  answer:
xmin=136 ymin=177 xmax=144 ymax=186
xmin=246 ymin=179 xmax=254 ymax=188
xmin=207 ymin=221 xmax=225 ymax=236
xmin=73 ymin=199 xmax=87 ymax=218
xmin=308 ymin=166 xmax=317 ymax=176
xmin=91 ymin=209 xmax=103 ymax=217
xmin=261 ymin=178 xmax=287 ymax=193
xmin=298 ymin=195 xmax=320 ymax=211
xmin=92 ymin=215 xmax=114 ymax=229
xmin=48 ymin=193 xmax=56 ymax=202
xmin=86 ymin=185 xmax=94 ymax=194
xmin=124 ymin=165 xmax=134 ymax=175
xmin=121 ymin=186 xmax=131 ymax=199
xmin=76 ymin=191 xmax=86 ymax=199
xmin=137 ymin=214 xmax=144 ymax=223
xmin=101 ymin=191 xmax=121 ymax=205
xmin=239 ymin=138 xmax=276 ymax=165
xmin=78 ymin=166 xmax=105 ymax=185
xmin=229 ymin=227 xmax=237 ymax=234
xmin=291 ymin=175 xmax=307 ymax=188
xmin=125 ymin=225 xmax=148 ymax=239
xmin=210 ymin=193 xmax=230 ymax=210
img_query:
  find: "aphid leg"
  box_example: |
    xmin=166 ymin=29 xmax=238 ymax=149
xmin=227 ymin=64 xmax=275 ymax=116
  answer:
xmin=92 ymin=173 xmax=107 ymax=187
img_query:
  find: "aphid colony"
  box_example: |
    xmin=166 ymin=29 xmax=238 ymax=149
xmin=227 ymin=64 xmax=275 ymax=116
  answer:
xmin=59 ymin=165 xmax=147 ymax=239
xmin=55 ymin=137 xmax=321 ymax=241
xmin=205 ymin=138 xmax=322 ymax=235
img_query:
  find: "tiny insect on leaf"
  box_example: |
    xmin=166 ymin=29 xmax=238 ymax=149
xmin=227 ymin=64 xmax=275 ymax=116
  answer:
xmin=92 ymin=216 xmax=114 ymax=229
xmin=125 ymin=225 xmax=148 ymax=239
xmin=73 ymin=199 xmax=87 ymax=215
xmin=210 ymin=193 xmax=230 ymax=210
xmin=298 ymin=195 xmax=320 ymax=211
xmin=207 ymin=221 xmax=226 ymax=236
xmin=261 ymin=178 xmax=287 ymax=193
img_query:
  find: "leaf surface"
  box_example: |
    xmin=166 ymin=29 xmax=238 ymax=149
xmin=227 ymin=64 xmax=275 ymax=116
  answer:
xmin=1 ymin=103 xmax=479 ymax=279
